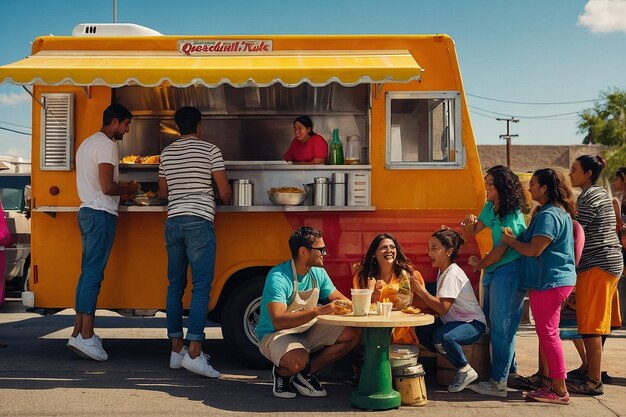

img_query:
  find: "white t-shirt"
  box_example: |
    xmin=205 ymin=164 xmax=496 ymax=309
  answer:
xmin=436 ymin=263 xmax=486 ymax=325
xmin=76 ymin=131 xmax=120 ymax=216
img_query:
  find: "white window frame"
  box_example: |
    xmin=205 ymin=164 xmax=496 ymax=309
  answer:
xmin=385 ymin=91 xmax=464 ymax=169
xmin=39 ymin=93 xmax=74 ymax=171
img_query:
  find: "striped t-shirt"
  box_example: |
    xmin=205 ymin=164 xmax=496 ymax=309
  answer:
xmin=576 ymin=185 xmax=623 ymax=276
xmin=159 ymin=137 xmax=225 ymax=222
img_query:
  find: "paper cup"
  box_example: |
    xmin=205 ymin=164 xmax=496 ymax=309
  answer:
xmin=351 ymin=288 xmax=373 ymax=316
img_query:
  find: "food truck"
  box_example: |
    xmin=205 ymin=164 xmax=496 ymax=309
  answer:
xmin=0 ymin=24 xmax=488 ymax=367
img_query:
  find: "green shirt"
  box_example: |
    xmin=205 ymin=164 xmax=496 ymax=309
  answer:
xmin=478 ymin=201 xmax=526 ymax=280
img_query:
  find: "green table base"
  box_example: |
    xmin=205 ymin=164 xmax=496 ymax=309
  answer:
xmin=351 ymin=327 xmax=400 ymax=410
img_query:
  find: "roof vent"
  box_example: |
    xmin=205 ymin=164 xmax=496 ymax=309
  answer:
xmin=72 ymin=23 xmax=163 ymax=37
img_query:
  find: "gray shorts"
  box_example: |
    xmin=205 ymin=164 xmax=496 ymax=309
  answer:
xmin=259 ymin=321 xmax=345 ymax=367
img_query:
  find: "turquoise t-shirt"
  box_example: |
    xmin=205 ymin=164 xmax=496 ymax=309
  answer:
xmin=256 ymin=260 xmax=337 ymax=341
xmin=478 ymin=201 xmax=526 ymax=280
xmin=518 ymin=204 xmax=576 ymax=290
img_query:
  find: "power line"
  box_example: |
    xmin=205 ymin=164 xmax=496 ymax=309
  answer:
xmin=0 ymin=126 xmax=30 ymax=135
xmin=467 ymin=93 xmax=598 ymax=106
xmin=0 ymin=119 xmax=31 ymax=130
xmin=468 ymin=105 xmax=584 ymax=120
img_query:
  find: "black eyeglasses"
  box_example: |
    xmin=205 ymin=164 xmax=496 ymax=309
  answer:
xmin=305 ymin=246 xmax=327 ymax=255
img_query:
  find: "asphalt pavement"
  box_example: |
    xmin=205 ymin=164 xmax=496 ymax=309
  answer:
xmin=0 ymin=298 xmax=625 ymax=417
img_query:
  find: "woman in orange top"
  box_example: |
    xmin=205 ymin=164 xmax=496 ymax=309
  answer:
xmin=353 ymin=233 xmax=425 ymax=345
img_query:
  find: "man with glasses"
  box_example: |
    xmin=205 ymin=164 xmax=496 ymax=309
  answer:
xmin=257 ymin=226 xmax=361 ymax=398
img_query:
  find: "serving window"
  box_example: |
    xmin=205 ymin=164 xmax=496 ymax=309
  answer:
xmin=385 ymin=91 xmax=463 ymax=169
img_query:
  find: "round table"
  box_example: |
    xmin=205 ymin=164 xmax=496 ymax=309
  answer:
xmin=317 ymin=310 xmax=434 ymax=410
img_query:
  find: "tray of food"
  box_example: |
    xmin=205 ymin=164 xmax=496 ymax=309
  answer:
xmin=120 ymin=154 xmax=160 ymax=168
xmin=130 ymin=191 xmax=167 ymax=206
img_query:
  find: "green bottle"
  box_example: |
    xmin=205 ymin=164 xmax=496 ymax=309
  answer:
xmin=329 ymin=128 xmax=344 ymax=165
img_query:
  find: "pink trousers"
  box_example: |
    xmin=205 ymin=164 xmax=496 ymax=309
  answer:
xmin=529 ymin=286 xmax=574 ymax=380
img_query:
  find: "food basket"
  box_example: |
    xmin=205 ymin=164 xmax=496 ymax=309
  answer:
xmin=268 ymin=187 xmax=307 ymax=206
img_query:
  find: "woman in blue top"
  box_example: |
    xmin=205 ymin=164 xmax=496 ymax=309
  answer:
xmin=502 ymin=168 xmax=577 ymax=405
xmin=462 ymin=165 xmax=528 ymax=397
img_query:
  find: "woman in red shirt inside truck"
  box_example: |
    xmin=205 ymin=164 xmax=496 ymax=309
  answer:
xmin=282 ymin=116 xmax=328 ymax=164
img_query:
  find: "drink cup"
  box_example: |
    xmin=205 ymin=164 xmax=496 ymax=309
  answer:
xmin=351 ymin=288 xmax=373 ymax=316
xmin=381 ymin=302 xmax=393 ymax=318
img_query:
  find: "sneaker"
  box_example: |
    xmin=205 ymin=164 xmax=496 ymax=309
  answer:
xmin=566 ymin=367 xmax=587 ymax=381
xmin=468 ymin=379 xmax=507 ymax=397
xmin=601 ymin=371 xmax=613 ymax=384
xmin=67 ymin=333 xmax=108 ymax=361
xmin=272 ymin=366 xmax=296 ymax=399
xmin=292 ymin=371 xmax=327 ymax=397
xmin=169 ymin=346 xmax=189 ymax=369
xmin=566 ymin=378 xmax=603 ymax=396
xmin=181 ymin=352 xmax=221 ymax=378
xmin=526 ymin=387 xmax=570 ymax=405
xmin=448 ymin=367 xmax=478 ymax=393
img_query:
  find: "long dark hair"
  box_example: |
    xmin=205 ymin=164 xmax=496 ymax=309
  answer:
xmin=576 ymin=154 xmax=606 ymax=184
xmin=357 ymin=233 xmax=414 ymax=289
xmin=533 ymin=168 xmax=577 ymax=217
xmin=432 ymin=227 xmax=464 ymax=262
xmin=486 ymin=165 xmax=529 ymax=218
xmin=294 ymin=116 xmax=315 ymax=137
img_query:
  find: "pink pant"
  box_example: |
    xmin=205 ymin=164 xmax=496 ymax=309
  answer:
xmin=529 ymin=286 xmax=574 ymax=380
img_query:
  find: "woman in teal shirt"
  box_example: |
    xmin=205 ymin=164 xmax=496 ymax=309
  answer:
xmin=462 ymin=165 xmax=528 ymax=397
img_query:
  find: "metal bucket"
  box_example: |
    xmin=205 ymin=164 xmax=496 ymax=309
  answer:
xmin=232 ymin=179 xmax=253 ymax=206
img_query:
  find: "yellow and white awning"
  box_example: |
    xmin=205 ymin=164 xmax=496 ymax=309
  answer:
xmin=0 ymin=50 xmax=422 ymax=88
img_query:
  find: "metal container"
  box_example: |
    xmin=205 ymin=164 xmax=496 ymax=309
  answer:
xmin=313 ymin=177 xmax=330 ymax=206
xmin=331 ymin=172 xmax=346 ymax=206
xmin=232 ymin=179 xmax=254 ymax=206
xmin=268 ymin=191 xmax=307 ymax=206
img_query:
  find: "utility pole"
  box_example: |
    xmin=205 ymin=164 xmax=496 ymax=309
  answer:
xmin=113 ymin=0 xmax=117 ymax=23
xmin=497 ymin=117 xmax=519 ymax=168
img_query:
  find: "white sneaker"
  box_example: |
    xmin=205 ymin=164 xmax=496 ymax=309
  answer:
xmin=169 ymin=346 xmax=189 ymax=369
xmin=67 ymin=333 xmax=108 ymax=361
xmin=468 ymin=379 xmax=508 ymax=397
xmin=181 ymin=352 xmax=221 ymax=378
xmin=448 ymin=367 xmax=478 ymax=392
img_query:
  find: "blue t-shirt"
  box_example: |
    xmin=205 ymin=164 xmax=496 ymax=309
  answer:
xmin=478 ymin=201 xmax=526 ymax=281
xmin=518 ymin=204 xmax=576 ymax=290
xmin=256 ymin=260 xmax=337 ymax=341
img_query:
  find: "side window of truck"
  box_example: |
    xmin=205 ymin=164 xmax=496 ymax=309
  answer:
xmin=385 ymin=91 xmax=463 ymax=169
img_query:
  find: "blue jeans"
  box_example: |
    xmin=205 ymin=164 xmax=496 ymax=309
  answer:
xmin=415 ymin=319 xmax=486 ymax=369
xmin=165 ymin=215 xmax=216 ymax=342
xmin=482 ymin=258 xmax=526 ymax=382
xmin=75 ymin=208 xmax=117 ymax=314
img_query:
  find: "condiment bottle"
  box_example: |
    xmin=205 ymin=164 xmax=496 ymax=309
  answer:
xmin=329 ymin=128 xmax=344 ymax=165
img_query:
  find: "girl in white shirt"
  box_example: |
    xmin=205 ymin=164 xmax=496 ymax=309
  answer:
xmin=411 ymin=227 xmax=486 ymax=393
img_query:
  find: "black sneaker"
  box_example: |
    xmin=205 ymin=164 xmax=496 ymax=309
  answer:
xmin=272 ymin=366 xmax=296 ymax=399
xmin=292 ymin=371 xmax=327 ymax=397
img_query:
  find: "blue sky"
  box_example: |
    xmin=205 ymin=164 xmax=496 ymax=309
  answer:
xmin=1 ymin=0 xmax=626 ymax=159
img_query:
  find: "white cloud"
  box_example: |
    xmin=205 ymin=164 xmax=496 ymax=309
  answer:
xmin=578 ymin=0 xmax=626 ymax=33
xmin=0 ymin=91 xmax=30 ymax=106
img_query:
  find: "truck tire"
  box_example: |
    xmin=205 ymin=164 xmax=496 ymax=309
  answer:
xmin=221 ymin=278 xmax=271 ymax=369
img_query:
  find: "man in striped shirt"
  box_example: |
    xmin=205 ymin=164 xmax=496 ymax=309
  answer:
xmin=158 ymin=106 xmax=232 ymax=378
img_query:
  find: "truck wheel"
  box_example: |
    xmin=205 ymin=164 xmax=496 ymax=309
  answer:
xmin=221 ymin=278 xmax=271 ymax=369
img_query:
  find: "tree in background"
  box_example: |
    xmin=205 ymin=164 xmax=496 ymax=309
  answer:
xmin=578 ymin=88 xmax=626 ymax=146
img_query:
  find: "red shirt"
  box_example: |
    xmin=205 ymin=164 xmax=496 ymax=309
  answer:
xmin=282 ymin=134 xmax=328 ymax=163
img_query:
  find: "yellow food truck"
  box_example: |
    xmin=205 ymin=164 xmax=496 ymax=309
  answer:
xmin=0 ymin=24 xmax=487 ymax=367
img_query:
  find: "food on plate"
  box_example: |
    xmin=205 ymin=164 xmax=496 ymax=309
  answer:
xmin=121 ymin=154 xmax=161 ymax=164
xmin=332 ymin=300 xmax=352 ymax=315
xmin=144 ymin=191 xmax=157 ymax=199
xmin=269 ymin=187 xmax=304 ymax=193
xmin=401 ymin=306 xmax=422 ymax=315
xmin=122 ymin=154 xmax=141 ymax=163
xmin=141 ymin=155 xmax=160 ymax=164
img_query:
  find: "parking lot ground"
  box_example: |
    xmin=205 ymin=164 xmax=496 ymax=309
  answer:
xmin=1 ymin=298 xmax=625 ymax=417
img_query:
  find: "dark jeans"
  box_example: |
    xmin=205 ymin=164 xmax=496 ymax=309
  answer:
xmin=415 ymin=318 xmax=486 ymax=369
